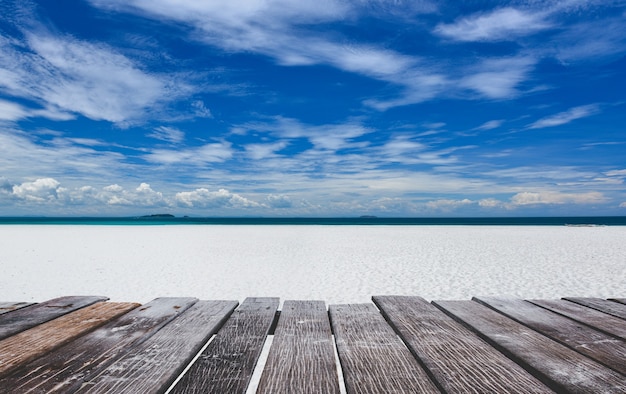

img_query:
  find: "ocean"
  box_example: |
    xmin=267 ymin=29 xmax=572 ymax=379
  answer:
xmin=1 ymin=216 xmax=625 ymax=225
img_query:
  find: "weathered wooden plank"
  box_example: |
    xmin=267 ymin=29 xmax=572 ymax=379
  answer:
xmin=257 ymin=300 xmax=340 ymax=394
xmin=563 ymin=297 xmax=626 ymax=320
xmin=0 ymin=302 xmax=139 ymax=378
xmin=610 ymin=298 xmax=626 ymax=305
xmin=529 ymin=299 xmax=626 ymax=340
xmin=78 ymin=300 xmax=238 ymax=394
xmin=474 ymin=297 xmax=626 ymax=375
xmin=329 ymin=303 xmax=439 ymax=394
xmin=373 ymin=296 xmax=550 ymax=394
xmin=171 ymin=297 xmax=278 ymax=394
xmin=0 ymin=296 xmax=108 ymax=340
xmin=436 ymin=300 xmax=626 ymax=393
xmin=0 ymin=302 xmax=33 ymax=315
xmin=0 ymin=297 xmax=197 ymax=393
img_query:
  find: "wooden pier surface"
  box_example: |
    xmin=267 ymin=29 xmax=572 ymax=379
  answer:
xmin=0 ymin=295 xmax=625 ymax=393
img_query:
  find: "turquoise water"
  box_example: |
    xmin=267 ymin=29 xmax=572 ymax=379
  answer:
xmin=1 ymin=216 xmax=625 ymax=225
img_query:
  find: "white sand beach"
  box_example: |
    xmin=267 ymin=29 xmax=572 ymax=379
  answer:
xmin=2 ymin=225 xmax=625 ymax=304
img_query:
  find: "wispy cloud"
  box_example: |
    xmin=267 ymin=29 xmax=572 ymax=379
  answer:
xmin=474 ymin=119 xmax=504 ymax=130
xmin=527 ymin=104 xmax=600 ymax=129
xmin=147 ymin=126 xmax=185 ymax=144
xmin=144 ymin=141 xmax=233 ymax=165
xmin=460 ymin=57 xmax=536 ymax=99
xmin=434 ymin=7 xmax=551 ymax=42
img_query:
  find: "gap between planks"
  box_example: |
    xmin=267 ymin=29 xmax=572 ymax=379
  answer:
xmin=167 ymin=310 xmax=349 ymax=394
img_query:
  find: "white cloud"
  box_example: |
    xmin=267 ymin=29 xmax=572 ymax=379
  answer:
xmin=0 ymin=25 xmax=187 ymax=125
xmin=527 ymin=104 xmax=600 ymax=129
xmin=426 ymin=198 xmax=474 ymax=211
xmin=235 ymin=117 xmax=372 ymax=152
xmin=620 ymin=202 xmax=626 ymax=208
xmin=88 ymin=0 xmax=448 ymax=110
xmin=175 ymin=188 xmax=260 ymax=209
xmin=460 ymin=57 xmax=536 ymax=99
xmin=0 ymin=99 xmax=27 ymax=121
xmin=266 ymin=194 xmax=292 ymax=208
xmin=104 ymin=184 xmax=124 ymax=192
xmin=245 ymin=141 xmax=288 ymax=160
xmin=434 ymin=7 xmax=551 ymax=42
xmin=475 ymin=119 xmax=504 ymax=131
xmin=134 ymin=183 xmax=166 ymax=206
xmin=478 ymin=198 xmax=504 ymax=208
xmin=148 ymin=126 xmax=185 ymax=144
xmin=145 ymin=141 xmax=233 ymax=164
xmin=510 ymin=191 xmax=607 ymax=205
xmin=606 ymin=169 xmax=626 ymax=177
xmin=191 ymin=100 xmax=212 ymax=118
xmin=12 ymin=178 xmax=60 ymax=202
xmin=553 ymin=17 xmax=626 ymax=63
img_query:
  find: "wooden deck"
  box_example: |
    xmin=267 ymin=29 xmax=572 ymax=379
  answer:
xmin=1 ymin=296 xmax=625 ymax=393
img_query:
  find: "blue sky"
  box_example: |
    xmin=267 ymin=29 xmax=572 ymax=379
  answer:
xmin=1 ymin=0 xmax=625 ymax=217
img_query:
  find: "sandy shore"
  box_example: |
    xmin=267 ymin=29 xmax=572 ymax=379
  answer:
xmin=2 ymin=225 xmax=625 ymax=304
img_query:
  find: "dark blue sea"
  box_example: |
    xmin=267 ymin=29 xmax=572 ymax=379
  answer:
xmin=1 ymin=216 xmax=625 ymax=225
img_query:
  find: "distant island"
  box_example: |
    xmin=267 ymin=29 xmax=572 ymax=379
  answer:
xmin=359 ymin=215 xmax=378 ymax=219
xmin=139 ymin=214 xmax=175 ymax=218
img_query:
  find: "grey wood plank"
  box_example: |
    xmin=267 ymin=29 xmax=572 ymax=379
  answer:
xmin=529 ymin=299 xmax=626 ymax=340
xmin=257 ymin=300 xmax=340 ymax=394
xmin=435 ymin=300 xmax=626 ymax=393
xmin=0 ymin=302 xmax=33 ymax=315
xmin=329 ymin=303 xmax=439 ymax=394
xmin=0 ymin=296 xmax=108 ymax=340
xmin=373 ymin=296 xmax=551 ymax=394
xmin=171 ymin=297 xmax=279 ymax=394
xmin=78 ymin=300 xmax=238 ymax=394
xmin=610 ymin=298 xmax=626 ymax=305
xmin=474 ymin=297 xmax=626 ymax=375
xmin=0 ymin=297 xmax=197 ymax=393
xmin=0 ymin=302 xmax=139 ymax=378
xmin=563 ymin=297 xmax=626 ymax=320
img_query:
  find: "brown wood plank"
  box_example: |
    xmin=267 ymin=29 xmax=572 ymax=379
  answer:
xmin=78 ymin=300 xmax=238 ymax=394
xmin=329 ymin=303 xmax=439 ymax=394
xmin=0 ymin=302 xmax=138 ymax=378
xmin=373 ymin=296 xmax=551 ymax=393
xmin=0 ymin=302 xmax=33 ymax=315
xmin=435 ymin=300 xmax=626 ymax=393
xmin=257 ymin=300 xmax=340 ymax=394
xmin=563 ymin=297 xmax=626 ymax=320
xmin=0 ymin=297 xmax=197 ymax=393
xmin=529 ymin=299 xmax=626 ymax=340
xmin=171 ymin=297 xmax=279 ymax=394
xmin=0 ymin=296 xmax=108 ymax=340
xmin=474 ymin=297 xmax=626 ymax=375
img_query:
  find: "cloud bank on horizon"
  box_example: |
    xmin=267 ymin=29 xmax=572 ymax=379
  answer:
xmin=1 ymin=0 xmax=625 ymax=216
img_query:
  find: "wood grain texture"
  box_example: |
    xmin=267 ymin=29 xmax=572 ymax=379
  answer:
xmin=563 ymin=297 xmax=626 ymax=320
xmin=78 ymin=300 xmax=238 ymax=394
xmin=474 ymin=297 xmax=626 ymax=375
xmin=0 ymin=302 xmax=139 ymax=378
xmin=0 ymin=297 xmax=197 ymax=394
xmin=0 ymin=302 xmax=33 ymax=315
xmin=529 ymin=299 xmax=626 ymax=340
xmin=257 ymin=300 xmax=340 ymax=394
xmin=436 ymin=300 xmax=626 ymax=393
xmin=171 ymin=297 xmax=278 ymax=394
xmin=373 ymin=296 xmax=550 ymax=394
xmin=329 ymin=303 xmax=439 ymax=394
xmin=0 ymin=296 xmax=108 ymax=340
